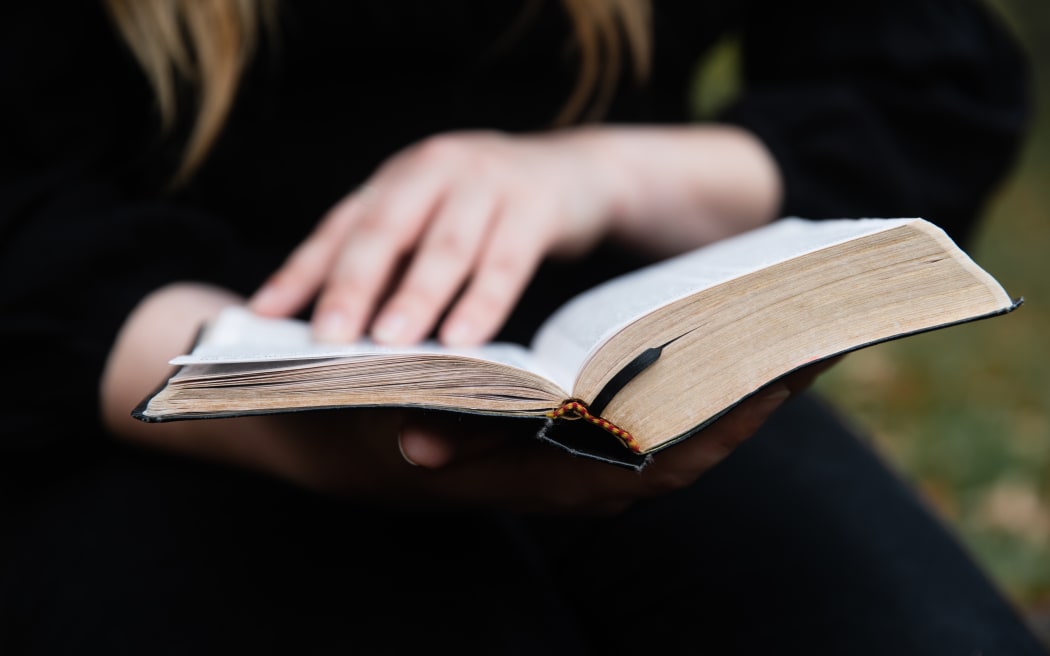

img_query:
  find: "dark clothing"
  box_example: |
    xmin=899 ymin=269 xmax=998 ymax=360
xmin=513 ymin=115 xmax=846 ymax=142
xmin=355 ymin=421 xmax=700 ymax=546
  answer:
xmin=0 ymin=0 xmax=1030 ymax=451
xmin=3 ymin=396 xmax=1047 ymax=654
xmin=0 ymin=0 xmax=1042 ymax=653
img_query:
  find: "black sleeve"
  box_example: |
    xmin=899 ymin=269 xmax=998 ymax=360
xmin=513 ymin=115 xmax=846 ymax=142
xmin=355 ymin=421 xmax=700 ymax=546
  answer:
xmin=722 ymin=0 xmax=1031 ymax=246
xmin=0 ymin=5 xmax=260 ymax=451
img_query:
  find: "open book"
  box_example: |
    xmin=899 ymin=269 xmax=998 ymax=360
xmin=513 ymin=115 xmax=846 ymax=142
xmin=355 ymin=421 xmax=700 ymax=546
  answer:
xmin=133 ymin=217 xmax=1020 ymax=468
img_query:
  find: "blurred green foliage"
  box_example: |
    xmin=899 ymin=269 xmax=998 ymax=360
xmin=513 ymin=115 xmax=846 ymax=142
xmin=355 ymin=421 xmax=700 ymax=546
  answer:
xmin=692 ymin=0 xmax=1050 ymax=638
xmin=821 ymin=0 xmax=1050 ymax=635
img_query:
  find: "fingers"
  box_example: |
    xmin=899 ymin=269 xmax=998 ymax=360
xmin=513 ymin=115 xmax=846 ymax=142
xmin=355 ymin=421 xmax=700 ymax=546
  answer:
xmin=248 ymin=192 xmax=364 ymax=318
xmin=311 ymin=170 xmax=449 ymax=343
xmin=437 ymin=198 xmax=549 ymax=346
xmin=642 ymin=361 xmax=839 ymax=485
xmin=391 ymin=412 xmax=639 ymax=514
xmin=422 ymin=439 xmax=642 ymax=515
xmin=402 ymin=374 xmax=814 ymax=513
xmin=347 ymin=379 xmax=795 ymax=514
xmin=251 ymin=131 xmax=613 ymax=348
xmin=636 ymin=382 xmax=791 ymax=494
xmin=369 ymin=187 xmax=497 ymax=345
xmin=397 ymin=418 xmax=515 ymax=469
xmin=315 ymin=183 xmax=549 ymax=347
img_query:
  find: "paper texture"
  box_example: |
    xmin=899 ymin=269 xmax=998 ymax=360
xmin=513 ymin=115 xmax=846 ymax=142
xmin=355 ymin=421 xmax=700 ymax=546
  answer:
xmin=171 ymin=307 xmax=554 ymax=380
xmin=530 ymin=217 xmax=916 ymax=388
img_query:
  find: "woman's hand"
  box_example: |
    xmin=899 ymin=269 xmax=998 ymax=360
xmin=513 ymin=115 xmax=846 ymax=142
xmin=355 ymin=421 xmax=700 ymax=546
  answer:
xmin=103 ymin=284 xmax=831 ymax=515
xmin=264 ymin=361 xmax=830 ymax=515
xmin=249 ymin=125 xmax=782 ymax=348
xmin=249 ymin=130 xmax=624 ymax=347
xmin=104 ymin=117 xmax=787 ymax=513
xmin=247 ymin=383 xmax=787 ymax=516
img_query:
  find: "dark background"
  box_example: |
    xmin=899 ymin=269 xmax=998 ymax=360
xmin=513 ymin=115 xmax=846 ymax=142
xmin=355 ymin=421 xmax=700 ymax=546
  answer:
xmin=812 ymin=0 xmax=1050 ymax=643
xmin=691 ymin=0 xmax=1048 ymax=643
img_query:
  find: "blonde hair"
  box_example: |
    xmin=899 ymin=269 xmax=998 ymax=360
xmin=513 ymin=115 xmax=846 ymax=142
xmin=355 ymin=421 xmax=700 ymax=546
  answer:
xmin=104 ymin=0 xmax=651 ymax=185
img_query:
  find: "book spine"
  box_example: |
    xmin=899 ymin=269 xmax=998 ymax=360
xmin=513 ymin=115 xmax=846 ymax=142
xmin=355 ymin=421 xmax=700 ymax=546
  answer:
xmin=546 ymin=400 xmax=642 ymax=453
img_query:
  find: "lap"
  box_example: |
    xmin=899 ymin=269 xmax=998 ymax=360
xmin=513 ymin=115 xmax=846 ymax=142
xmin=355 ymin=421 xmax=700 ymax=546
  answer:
xmin=0 ymin=446 xmax=584 ymax=655
xmin=0 ymin=393 xmax=1044 ymax=655
xmin=529 ymin=392 xmax=1046 ymax=654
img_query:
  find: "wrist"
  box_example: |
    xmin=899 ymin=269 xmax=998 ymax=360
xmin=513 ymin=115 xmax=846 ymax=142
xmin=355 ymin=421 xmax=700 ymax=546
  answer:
xmin=566 ymin=124 xmax=783 ymax=256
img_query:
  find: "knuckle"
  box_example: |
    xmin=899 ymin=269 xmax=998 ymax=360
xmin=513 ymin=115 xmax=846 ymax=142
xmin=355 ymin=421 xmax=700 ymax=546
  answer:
xmin=334 ymin=254 xmax=380 ymax=290
xmin=465 ymin=280 xmax=508 ymax=312
xmin=429 ymin=227 xmax=477 ymax=262
xmin=465 ymin=260 xmax=526 ymax=308
xmin=354 ymin=211 xmax=396 ymax=239
xmin=318 ymin=279 xmax=372 ymax=310
xmin=467 ymin=151 xmax=503 ymax=180
xmin=393 ymin=279 xmax=445 ymax=310
xmin=481 ymin=251 xmax=531 ymax=288
xmin=415 ymin=134 xmax=507 ymax=180
xmin=415 ymin=134 xmax=465 ymax=165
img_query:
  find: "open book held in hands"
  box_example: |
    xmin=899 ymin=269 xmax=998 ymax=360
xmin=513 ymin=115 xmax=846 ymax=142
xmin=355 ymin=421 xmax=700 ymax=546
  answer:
xmin=133 ymin=217 xmax=1020 ymax=469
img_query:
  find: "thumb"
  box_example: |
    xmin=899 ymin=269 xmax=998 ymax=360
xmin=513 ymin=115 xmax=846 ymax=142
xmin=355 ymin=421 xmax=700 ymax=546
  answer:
xmin=397 ymin=415 xmax=516 ymax=469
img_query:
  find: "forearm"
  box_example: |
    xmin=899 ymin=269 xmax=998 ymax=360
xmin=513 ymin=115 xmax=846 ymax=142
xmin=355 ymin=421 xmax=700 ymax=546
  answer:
xmin=566 ymin=124 xmax=783 ymax=256
xmin=99 ymin=283 xmax=297 ymax=477
xmin=248 ymin=124 xmax=783 ymax=348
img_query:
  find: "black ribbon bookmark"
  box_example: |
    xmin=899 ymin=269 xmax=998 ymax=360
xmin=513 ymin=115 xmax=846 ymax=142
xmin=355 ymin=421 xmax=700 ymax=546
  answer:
xmin=587 ymin=347 xmax=663 ymax=417
xmin=587 ymin=330 xmax=693 ymax=416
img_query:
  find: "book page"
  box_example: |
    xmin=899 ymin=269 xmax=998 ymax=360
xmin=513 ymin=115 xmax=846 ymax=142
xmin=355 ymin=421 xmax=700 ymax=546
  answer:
xmin=531 ymin=217 xmax=917 ymax=388
xmin=172 ymin=306 xmax=555 ymax=381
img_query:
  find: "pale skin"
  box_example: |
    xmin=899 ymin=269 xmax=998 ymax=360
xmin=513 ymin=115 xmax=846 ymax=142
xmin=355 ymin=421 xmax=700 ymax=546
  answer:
xmin=100 ymin=124 xmax=826 ymax=515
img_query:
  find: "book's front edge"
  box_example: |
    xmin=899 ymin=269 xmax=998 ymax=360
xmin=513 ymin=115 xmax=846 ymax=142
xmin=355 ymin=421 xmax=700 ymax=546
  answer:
xmin=132 ymin=398 xmax=653 ymax=469
xmin=641 ymin=297 xmax=1025 ymax=458
xmin=131 ymin=376 xmax=178 ymax=423
xmin=131 ymin=299 xmax=1022 ymax=467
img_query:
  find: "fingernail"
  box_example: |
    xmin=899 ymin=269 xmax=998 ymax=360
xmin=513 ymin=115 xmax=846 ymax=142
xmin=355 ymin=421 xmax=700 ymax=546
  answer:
xmin=372 ymin=311 xmax=408 ymax=343
xmin=397 ymin=430 xmax=419 ymax=466
xmin=397 ymin=427 xmax=454 ymax=468
xmin=316 ymin=310 xmax=348 ymax=342
xmin=756 ymin=384 xmax=791 ymax=413
xmin=441 ymin=318 xmax=474 ymax=346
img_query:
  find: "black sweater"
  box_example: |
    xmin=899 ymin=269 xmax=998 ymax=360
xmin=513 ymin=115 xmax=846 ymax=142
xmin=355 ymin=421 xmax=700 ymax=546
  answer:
xmin=0 ymin=0 xmax=1029 ymax=453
